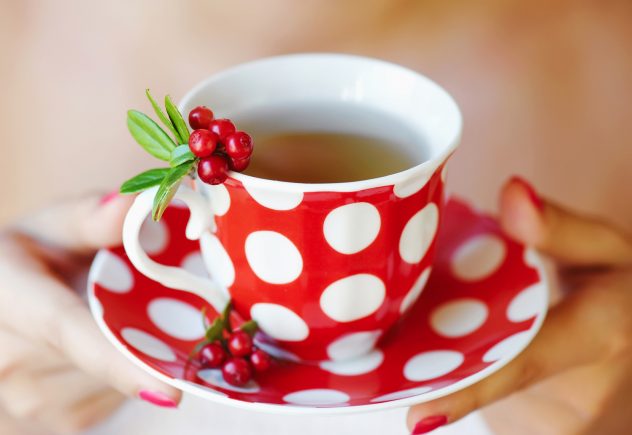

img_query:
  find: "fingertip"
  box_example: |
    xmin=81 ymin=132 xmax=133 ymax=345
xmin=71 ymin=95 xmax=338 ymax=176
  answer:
xmin=99 ymin=191 xmax=122 ymax=206
xmin=507 ymin=176 xmax=544 ymax=211
xmin=410 ymin=415 xmax=448 ymax=434
xmin=81 ymin=193 xmax=135 ymax=249
xmin=97 ymin=192 xmax=136 ymax=212
xmin=138 ymin=388 xmax=182 ymax=409
xmin=499 ymin=177 xmax=546 ymax=246
xmin=112 ymin=357 xmax=182 ymax=407
xmin=407 ymin=404 xmax=450 ymax=432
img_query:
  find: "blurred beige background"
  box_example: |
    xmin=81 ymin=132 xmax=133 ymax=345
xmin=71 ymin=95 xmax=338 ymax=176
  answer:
xmin=1 ymin=0 xmax=631 ymax=231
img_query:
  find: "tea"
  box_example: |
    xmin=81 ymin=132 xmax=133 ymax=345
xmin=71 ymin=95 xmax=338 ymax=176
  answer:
xmin=244 ymin=131 xmax=419 ymax=183
xmin=234 ymin=102 xmax=426 ymax=183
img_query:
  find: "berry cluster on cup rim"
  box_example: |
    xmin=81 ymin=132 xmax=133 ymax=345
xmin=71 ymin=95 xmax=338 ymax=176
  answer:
xmin=192 ymin=304 xmax=272 ymax=387
xmin=188 ymin=106 xmax=253 ymax=185
xmin=119 ymin=90 xmax=255 ymax=221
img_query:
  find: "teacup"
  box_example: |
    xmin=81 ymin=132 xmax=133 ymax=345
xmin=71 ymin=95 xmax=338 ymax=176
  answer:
xmin=122 ymin=53 xmax=462 ymax=362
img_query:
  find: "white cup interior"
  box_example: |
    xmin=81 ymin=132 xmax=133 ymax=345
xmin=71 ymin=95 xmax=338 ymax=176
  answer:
xmin=180 ymin=53 xmax=462 ymax=190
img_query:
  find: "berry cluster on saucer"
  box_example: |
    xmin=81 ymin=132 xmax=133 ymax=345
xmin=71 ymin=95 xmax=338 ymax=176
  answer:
xmin=120 ymin=90 xmax=254 ymax=221
xmin=192 ymin=304 xmax=272 ymax=386
xmin=188 ymin=106 xmax=253 ymax=185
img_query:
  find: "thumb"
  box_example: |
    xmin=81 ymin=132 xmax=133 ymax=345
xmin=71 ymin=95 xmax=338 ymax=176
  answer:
xmin=499 ymin=177 xmax=632 ymax=267
xmin=0 ymin=244 xmax=183 ymax=409
xmin=406 ymin=284 xmax=604 ymax=433
xmin=16 ymin=192 xmax=135 ymax=253
xmin=406 ymin=176 xmax=630 ymax=433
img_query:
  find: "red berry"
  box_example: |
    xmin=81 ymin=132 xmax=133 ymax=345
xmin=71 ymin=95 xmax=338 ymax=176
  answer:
xmin=250 ymin=349 xmax=272 ymax=372
xmin=208 ymin=119 xmax=236 ymax=140
xmin=188 ymin=106 xmax=214 ymax=130
xmin=189 ymin=106 xmax=213 ymax=130
xmin=224 ymin=132 xmax=253 ymax=160
xmin=228 ymin=156 xmax=250 ymax=172
xmin=199 ymin=342 xmax=226 ymax=368
xmin=227 ymin=330 xmax=253 ymax=357
xmin=198 ymin=155 xmax=229 ymax=185
xmin=188 ymin=129 xmax=219 ymax=158
xmin=222 ymin=357 xmax=252 ymax=386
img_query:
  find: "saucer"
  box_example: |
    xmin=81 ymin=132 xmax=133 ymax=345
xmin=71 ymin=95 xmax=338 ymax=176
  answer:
xmin=88 ymin=197 xmax=548 ymax=415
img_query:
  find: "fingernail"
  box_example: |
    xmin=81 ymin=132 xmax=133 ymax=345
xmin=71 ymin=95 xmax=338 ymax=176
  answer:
xmin=138 ymin=390 xmax=178 ymax=408
xmin=412 ymin=415 xmax=448 ymax=434
xmin=99 ymin=192 xmax=120 ymax=206
xmin=510 ymin=176 xmax=544 ymax=212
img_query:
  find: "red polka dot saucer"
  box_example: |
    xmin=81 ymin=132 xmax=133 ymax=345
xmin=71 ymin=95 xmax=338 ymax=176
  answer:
xmin=88 ymin=197 xmax=549 ymax=414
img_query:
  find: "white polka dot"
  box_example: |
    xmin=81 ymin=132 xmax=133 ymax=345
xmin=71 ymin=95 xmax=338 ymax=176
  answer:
xmin=320 ymin=350 xmax=384 ymax=375
xmin=393 ymin=169 xmax=434 ymax=198
xmin=197 ymin=369 xmax=260 ymax=393
xmin=370 ymin=386 xmax=433 ymax=403
xmin=147 ymin=298 xmax=206 ymax=341
xmin=327 ymin=330 xmax=382 ymax=360
xmin=283 ymin=389 xmax=350 ymax=406
xmin=483 ymin=331 xmax=532 ymax=363
xmin=91 ymin=251 xmax=134 ymax=293
xmin=120 ymin=328 xmax=176 ymax=362
xmin=507 ymin=283 xmax=546 ymax=322
xmin=404 ymin=350 xmax=464 ymax=381
xmin=170 ymin=199 xmax=188 ymax=209
xmin=245 ymin=231 xmax=303 ymax=284
xmin=323 ymin=203 xmax=381 ymax=255
xmin=200 ymin=233 xmax=235 ymax=288
xmin=400 ymin=267 xmax=432 ymax=313
xmin=320 ymin=274 xmax=385 ymax=322
xmin=253 ymin=339 xmax=302 ymax=362
xmin=139 ymin=218 xmax=169 ymax=255
xmin=244 ymin=184 xmax=303 ymax=211
xmin=399 ymin=203 xmax=439 ymax=264
xmin=180 ymin=252 xmax=208 ymax=278
xmin=207 ymin=184 xmax=231 ymax=216
xmin=250 ymin=303 xmax=309 ymax=342
xmin=430 ymin=299 xmax=489 ymax=337
xmin=451 ymin=234 xmax=507 ymax=281
xmin=441 ymin=163 xmax=448 ymax=183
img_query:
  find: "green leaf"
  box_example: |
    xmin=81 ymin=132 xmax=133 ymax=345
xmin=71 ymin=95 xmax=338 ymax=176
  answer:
xmin=151 ymin=161 xmax=193 ymax=221
xmin=239 ymin=320 xmax=258 ymax=337
xmin=205 ymin=317 xmax=225 ymax=342
xmin=146 ymin=89 xmax=181 ymax=143
xmin=127 ymin=110 xmax=176 ymax=161
xmin=120 ymin=168 xmax=170 ymax=194
xmin=165 ymin=95 xmax=190 ymax=143
xmin=222 ymin=301 xmax=233 ymax=333
xmin=170 ymin=144 xmax=195 ymax=167
xmin=201 ymin=306 xmax=209 ymax=330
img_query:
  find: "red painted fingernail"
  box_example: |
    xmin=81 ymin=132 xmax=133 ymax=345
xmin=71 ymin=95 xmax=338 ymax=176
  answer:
xmin=138 ymin=390 xmax=178 ymax=408
xmin=99 ymin=191 xmax=120 ymax=205
xmin=412 ymin=415 xmax=448 ymax=434
xmin=510 ymin=176 xmax=544 ymax=212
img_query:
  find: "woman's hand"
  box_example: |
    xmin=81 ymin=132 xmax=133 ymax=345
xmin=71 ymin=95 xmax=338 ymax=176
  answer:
xmin=407 ymin=177 xmax=632 ymax=434
xmin=0 ymin=194 xmax=181 ymax=434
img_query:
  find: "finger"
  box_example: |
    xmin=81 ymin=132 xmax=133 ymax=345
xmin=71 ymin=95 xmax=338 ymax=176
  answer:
xmin=406 ymin=288 xmax=608 ymax=433
xmin=13 ymin=192 xmax=134 ymax=254
xmin=0 ymin=264 xmax=181 ymax=408
xmin=0 ymin=330 xmax=124 ymax=433
xmin=499 ymin=176 xmax=632 ymax=267
xmin=55 ymin=389 xmax=124 ymax=434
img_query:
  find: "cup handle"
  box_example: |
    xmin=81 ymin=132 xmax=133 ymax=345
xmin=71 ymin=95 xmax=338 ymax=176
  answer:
xmin=122 ymin=185 xmax=229 ymax=313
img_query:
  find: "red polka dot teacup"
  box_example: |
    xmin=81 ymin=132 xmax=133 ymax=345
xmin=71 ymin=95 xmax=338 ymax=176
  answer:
xmin=122 ymin=54 xmax=462 ymax=361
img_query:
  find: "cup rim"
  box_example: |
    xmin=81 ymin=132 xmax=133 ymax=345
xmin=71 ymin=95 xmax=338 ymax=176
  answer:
xmin=180 ymin=53 xmax=462 ymax=193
